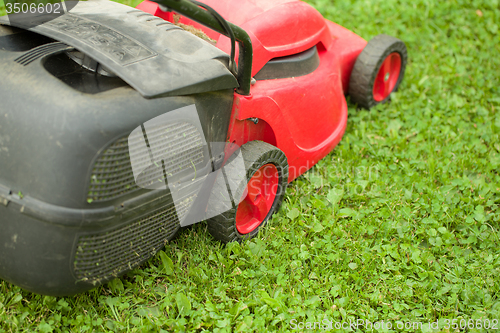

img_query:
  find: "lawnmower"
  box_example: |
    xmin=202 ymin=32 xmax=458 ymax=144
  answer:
xmin=0 ymin=0 xmax=407 ymax=296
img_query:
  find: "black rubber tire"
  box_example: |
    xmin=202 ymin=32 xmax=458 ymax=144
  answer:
xmin=348 ymin=34 xmax=408 ymax=109
xmin=206 ymin=141 xmax=288 ymax=243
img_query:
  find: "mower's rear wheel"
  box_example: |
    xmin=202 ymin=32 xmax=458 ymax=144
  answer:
xmin=348 ymin=34 xmax=407 ymax=109
xmin=207 ymin=141 xmax=288 ymax=243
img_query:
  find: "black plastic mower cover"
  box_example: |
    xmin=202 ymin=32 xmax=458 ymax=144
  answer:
xmin=0 ymin=0 xmax=239 ymax=98
xmin=0 ymin=0 xmax=242 ymax=295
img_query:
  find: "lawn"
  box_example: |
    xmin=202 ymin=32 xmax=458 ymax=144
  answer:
xmin=1 ymin=0 xmax=500 ymax=332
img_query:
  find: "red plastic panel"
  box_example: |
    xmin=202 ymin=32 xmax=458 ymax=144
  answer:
xmin=135 ymin=0 xmax=369 ymax=181
xmin=138 ymin=0 xmax=332 ymax=74
xmin=226 ymin=48 xmax=348 ymax=182
xmin=325 ymin=21 xmax=367 ymax=92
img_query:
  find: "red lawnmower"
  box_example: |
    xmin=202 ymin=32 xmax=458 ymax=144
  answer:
xmin=0 ymin=0 xmax=407 ymax=295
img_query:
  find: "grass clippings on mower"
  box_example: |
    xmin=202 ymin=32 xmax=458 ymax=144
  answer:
xmin=173 ymin=13 xmax=217 ymax=44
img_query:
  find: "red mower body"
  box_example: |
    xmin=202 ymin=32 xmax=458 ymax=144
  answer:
xmin=138 ymin=0 xmax=368 ymax=181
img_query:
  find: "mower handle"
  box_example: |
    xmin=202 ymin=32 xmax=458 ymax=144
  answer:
xmin=152 ymin=0 xmax=253 ymax=95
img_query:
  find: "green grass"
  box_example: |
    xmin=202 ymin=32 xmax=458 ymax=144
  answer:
xmin=1 ymin=0 xmax=500 ymax=332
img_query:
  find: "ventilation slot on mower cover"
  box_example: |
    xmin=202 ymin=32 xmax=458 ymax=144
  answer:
xmin=73 ymin=194 xmax=195 ymax=284
xmin=14 ymin=42 xmax=74 ymax=66
xmin=87 ymin=122 xmax=204 ymax=203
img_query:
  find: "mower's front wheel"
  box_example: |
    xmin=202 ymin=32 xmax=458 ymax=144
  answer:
xmin=348 ymin=34 xmax=407 ymax=109
xmin=207 ymin=141 xmax=288 ymax=243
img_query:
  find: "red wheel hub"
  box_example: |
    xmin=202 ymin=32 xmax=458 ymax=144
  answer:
xmin=235 ymin=164 xmax=279 ymax=234
xmin=373 ymin=52 xmax=402 ymax=102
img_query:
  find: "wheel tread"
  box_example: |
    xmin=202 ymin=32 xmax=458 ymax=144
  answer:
xmin=348 ymin=34 xmax=408 ymax=109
